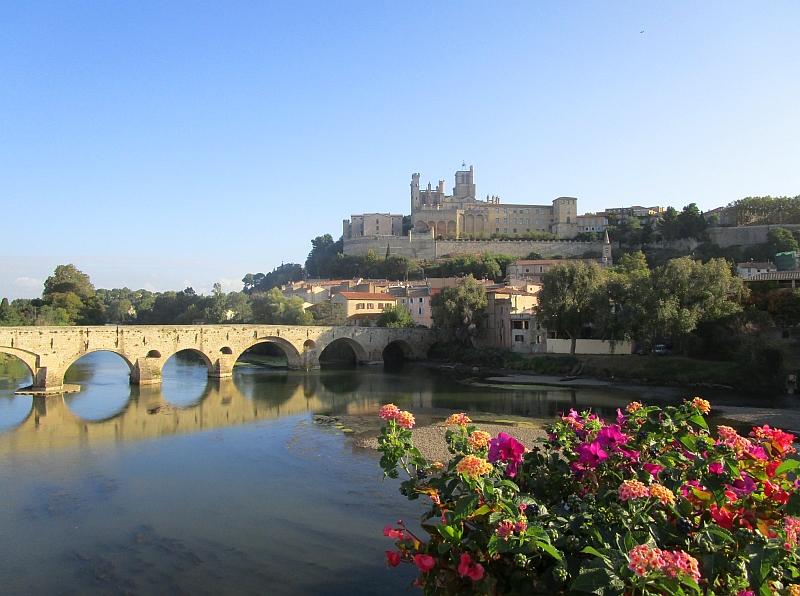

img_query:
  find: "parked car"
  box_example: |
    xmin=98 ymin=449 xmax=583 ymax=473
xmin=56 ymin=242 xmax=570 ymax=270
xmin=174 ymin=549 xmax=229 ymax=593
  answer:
xmin=653 ymin=344 xmax=668 ymax=355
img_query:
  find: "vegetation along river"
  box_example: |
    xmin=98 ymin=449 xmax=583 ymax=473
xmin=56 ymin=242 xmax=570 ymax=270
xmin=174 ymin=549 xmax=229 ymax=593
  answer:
xmin=0 ymin=350 xmax=795 ymax=595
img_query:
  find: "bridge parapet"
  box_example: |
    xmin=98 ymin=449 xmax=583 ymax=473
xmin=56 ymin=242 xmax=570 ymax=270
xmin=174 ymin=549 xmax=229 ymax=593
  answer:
xmin=0 ymin=325 xmax=445 ymax=392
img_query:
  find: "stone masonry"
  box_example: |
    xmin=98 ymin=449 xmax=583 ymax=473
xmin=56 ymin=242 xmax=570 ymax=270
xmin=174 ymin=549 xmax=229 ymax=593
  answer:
xmin=0 ymin=325 xmax=444 ymax=392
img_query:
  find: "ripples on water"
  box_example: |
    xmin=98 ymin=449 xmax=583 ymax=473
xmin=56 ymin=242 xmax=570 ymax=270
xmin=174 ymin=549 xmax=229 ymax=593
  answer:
xmin=0 ymin=351 xmax=790 ymax=594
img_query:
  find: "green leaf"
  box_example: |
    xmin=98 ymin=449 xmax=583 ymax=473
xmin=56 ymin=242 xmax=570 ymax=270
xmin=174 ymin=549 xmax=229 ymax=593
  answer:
xmin=776 ymin=459 xmax=800 ymax=476
xmin=581 ymin=546 xmax=608 ymax=560
xmin=537 ymin=541 xmax=563 ymax=560
xmin=570 ymin=567 xmax=621 ymax=596
xmin=454 ymin=494 xmax=479 ymax=521
xmin=786 ymin=491 xmax=800 ymax=516
xmin=687 ymin=413 xmax=708 ymax=430
xmin=437 ymin=542 xmax=451 ymax=554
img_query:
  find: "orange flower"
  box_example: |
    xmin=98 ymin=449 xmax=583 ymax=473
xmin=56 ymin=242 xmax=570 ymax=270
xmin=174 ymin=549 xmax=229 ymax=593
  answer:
xmin=691 ymin=397 xmax=711 ymax=414
xmin=397 ymin=411 xmax=415 ymax=429
xmin=445 ymin=413 xmax=472 ymax=427
xmin=455 ymin=455 xmax=493 ymax=479
xmin=468 ymin=431 xmax=492 ymax=450
xmin=626 ymin=402 xmax=643 ymax=413
xmin=649 ymin=484 xmax=676 ymax=506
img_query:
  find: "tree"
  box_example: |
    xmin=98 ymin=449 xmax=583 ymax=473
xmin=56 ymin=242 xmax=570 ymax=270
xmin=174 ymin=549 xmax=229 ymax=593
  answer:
xmin=646 ymin=257 xmax=744 ymax=352
xmin=305 ymin=234 xmax=343 ymax=278
xmin=537 ymin=262 xmax=603 ymax=355
xmin=767 ymin=227 xmax=799 ymax=257
xmin=308 ymin=301 xmax=346 ymax=326
xmin=377 ymin=305 xmax=415 ymax=328
xmin=676 ymin=203 xmax=708 ymax=239
xmin=430 ymin=275 xmax=488 ymax=345
xmin=251 ymin=288 xmax=312 ymax=325
xmin=615 ymin=251 xmax=649 ymax=274
xmin=0 ymin=298 xmax=24 ymax=326
xmin=43 ymin=264 xmax=95 ymax=299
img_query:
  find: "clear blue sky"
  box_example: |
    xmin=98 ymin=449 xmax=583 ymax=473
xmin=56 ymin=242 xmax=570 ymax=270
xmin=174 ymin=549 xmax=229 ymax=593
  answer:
xmin=1 ymin=1 xmax=798 ymax=299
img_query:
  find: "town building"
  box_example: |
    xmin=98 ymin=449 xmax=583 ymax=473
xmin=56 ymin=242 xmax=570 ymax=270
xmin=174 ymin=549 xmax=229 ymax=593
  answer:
xmin=410 ymin=166 xmax=579 ymax=239
xmin=737 ymin=262 xmax=777 ymax=279
xmin=605 ymin=206 xmax=664 ymax=224
xmin=387 ymin=285 xmax=432 ymax=327
xmin=343 ymin=213 xmax=403 ymax=239
xmin=485 ymin=288 xmax=542 ymax=350
xmin=331 ymin=292 xmax=397 ymax=325
xmin=576 ymin=213 xmax=609 ymax=234
xmin=505 ymin=232 xmax=612 ymax=282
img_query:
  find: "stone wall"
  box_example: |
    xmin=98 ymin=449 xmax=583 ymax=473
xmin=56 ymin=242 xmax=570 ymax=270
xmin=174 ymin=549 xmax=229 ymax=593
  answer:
xmin=708 ymin=225 xmax=800 ymax=248
xmin=342 ymin=235 xmax=608 ymax=260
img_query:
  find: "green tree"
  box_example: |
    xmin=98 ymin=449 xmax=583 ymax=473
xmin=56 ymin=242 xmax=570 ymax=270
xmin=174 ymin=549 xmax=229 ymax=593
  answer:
xmin=615 ymin=251 xmax=649 ymax=274
xmin=305 ymin=234 xmax=344 ymax=278
xmin=537 ymin=262 xmax=603 ymax=355
xmin=308 ymin=301 xmax=346 ymax=326
xmin=0 ymin=298 xmax=24 ymax=326
xmin=43 ymin=264 xmax=95 ymax=299
xmin=376 ymin=305 xmax=415 ymax=328
xmin=767 ymin=227 xmax=799 ymax=257
xmin=430 ymin=275 xmax=488 ymax=345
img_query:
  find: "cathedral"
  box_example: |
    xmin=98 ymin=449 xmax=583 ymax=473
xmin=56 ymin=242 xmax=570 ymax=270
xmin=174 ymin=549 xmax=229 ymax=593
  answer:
xmin=411 ymin=165 xmax=579 ymax=240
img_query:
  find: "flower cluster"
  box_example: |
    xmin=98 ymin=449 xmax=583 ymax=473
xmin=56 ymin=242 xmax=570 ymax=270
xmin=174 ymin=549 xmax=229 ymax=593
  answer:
xmin=379 ymin=403 xmax=401 ymax=420
xmin=378 ymin=400 xmax=800 ymax=596
xmin=467 ymin=430 xmax=491 ymax=450
xmin=455 ymin=454 xmax=493 ymax=480
xmin=619 ymin=479 xmax=650 ymax=501
xmin=445 ymin=413 xmax=471 ymax=427
xmin=628 ymin=545 xmax=700 ymax=581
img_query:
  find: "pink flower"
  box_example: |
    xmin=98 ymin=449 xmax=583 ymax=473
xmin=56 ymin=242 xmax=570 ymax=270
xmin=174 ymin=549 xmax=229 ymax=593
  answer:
xmin=642 ymin=463 xmax=664 ymax=478
xmin=380 ymin=404 xmax=400 ymax=420
xmin=397 ymin=411 xmax=415 ymax=429
xmin=708 ymin=462 xmax=724 ymax=475
xmin=488 ymin=433 xmax=526 ymax=477
xmin=496 ymin=520 xmax=514 ymax=539
xmin=414 ymin=554 xmax=436 ymax=573
xmin=513 ymin=520 xmax=528 ymax=533
xmin=616 ymin=408 xmax=626 ymax=425
xmin=662 ymin=550 xmax=701 ymax=580
xmin=383 ymin=525 xmax=404 ymax=540
xmin=576 ymin=440 xmax=608 ymax=468
xmin=619 ymin=479 xmax=650 ymax=501
xmin=596 ymin=424 xmax=629 ymax=451
xmin=457 ymin=554 xmax=485 ymax=581
xmin=386 ymin=551 xmax=401 ymax=567
xmin=726 ymin=473 xmax=757 ymax=498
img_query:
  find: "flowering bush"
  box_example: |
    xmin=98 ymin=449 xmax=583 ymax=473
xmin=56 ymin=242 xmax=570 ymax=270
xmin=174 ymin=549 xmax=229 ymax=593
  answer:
xmin=377 ymin=399 xmax=800 ymax=596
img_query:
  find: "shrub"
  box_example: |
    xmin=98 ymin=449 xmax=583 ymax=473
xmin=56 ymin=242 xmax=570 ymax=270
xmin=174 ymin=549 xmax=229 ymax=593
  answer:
xmin=378 ymin=399 xmax=800 ymax=595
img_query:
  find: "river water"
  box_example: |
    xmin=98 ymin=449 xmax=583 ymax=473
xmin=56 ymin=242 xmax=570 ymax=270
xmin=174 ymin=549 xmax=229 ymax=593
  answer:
xmin=0 ymin=352 xmax=792 ymax=595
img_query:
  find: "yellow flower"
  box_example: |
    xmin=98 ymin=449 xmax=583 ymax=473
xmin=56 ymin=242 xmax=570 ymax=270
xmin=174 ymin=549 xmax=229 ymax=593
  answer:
xmin=468 ymin=431 xmax=492 ymax=450
xmin=445 ymin=413 xmax=472 ymax=427
xmin=456 ymin=455 xmax=493 ymax=479
xmin=649 ymin=484 xmax=676 ymax=506
xmin=626 ymin=402 xmax=643 ymax=413
xmin=691 ymin=397 xmax=711 ymax=414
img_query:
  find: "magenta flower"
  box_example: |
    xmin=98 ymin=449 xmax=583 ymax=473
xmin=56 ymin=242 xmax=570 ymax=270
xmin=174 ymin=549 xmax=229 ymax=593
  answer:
xmin=488 ymin=432 xmax=526 ymax=477
xmin=642 ymin=462 xmax=663 ymax=478
xmin=726 ymin=473 xmax=757 ymax=497
xmin=708 ymin=462 xmax=724 ymax=475
xmin=616 ymin=408 xmax=626 ymax=425
xmin=596 ymin=424 xmax=629 ymax=451
xmin=576 ymin=440 xmax=608 ymax=468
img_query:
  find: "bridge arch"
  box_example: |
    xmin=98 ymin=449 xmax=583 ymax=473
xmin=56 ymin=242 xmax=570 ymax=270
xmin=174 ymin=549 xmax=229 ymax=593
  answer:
xmin=382 ymin=339 xmax=414 ymax=362
xmin=63 ymin=350 xmax=136 ymax=382
xmin=318 ymin=337 xmax=369 ymax=365
xmin=0 ymin=347 xmax=37 ymax=379
xmin=161 ymin=349 xmax=214 ymax=373
xmin=236 ymin=337 xmax=302 ymax=370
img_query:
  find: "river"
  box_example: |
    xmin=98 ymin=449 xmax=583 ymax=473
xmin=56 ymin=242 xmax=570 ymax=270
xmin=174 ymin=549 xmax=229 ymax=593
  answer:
xmin=0 ymin=351 xmax=792 ymax=594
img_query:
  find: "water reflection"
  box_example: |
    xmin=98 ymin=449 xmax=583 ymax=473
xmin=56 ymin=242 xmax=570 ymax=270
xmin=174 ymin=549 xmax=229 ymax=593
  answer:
xmin=0 ymin=351 xmax=790 ymax=456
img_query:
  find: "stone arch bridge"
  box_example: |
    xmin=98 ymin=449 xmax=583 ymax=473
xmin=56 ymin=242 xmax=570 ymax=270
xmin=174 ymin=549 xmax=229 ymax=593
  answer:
xmin=0 ymin=325 xmax=444 ymax=393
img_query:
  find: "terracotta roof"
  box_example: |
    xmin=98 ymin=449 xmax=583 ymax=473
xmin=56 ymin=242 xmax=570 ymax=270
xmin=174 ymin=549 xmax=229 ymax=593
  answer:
xmin=746 ymin=272 xmax=800 ymax=281
xmin=338 ymin=292 xmax=396 ymax=300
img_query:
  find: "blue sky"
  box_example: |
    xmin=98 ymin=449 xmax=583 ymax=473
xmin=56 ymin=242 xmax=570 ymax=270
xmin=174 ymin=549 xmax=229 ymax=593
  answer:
xmin=1 ymin=1 xmax=798 ymax=298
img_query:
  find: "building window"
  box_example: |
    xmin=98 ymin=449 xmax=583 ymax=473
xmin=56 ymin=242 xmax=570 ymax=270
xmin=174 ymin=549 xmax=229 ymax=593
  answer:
xmin=496 ymin=228 xmax=500 ymax=232
xmin=504 ymin=228 xmax=508 ymax=233
xmin=378 ymin=303 xmax=383 ymax=309
xmin=515 ymin=335 xmax=524 ymax=342
xmin=356 ymin=303 xmax=365 ymax=309
xmin=495 ymin=217 xmax=499 ymax=224
xmin=419 ymin=298 xmax=424 ymax=303
xmin=513 ymin=229 xmax=517 ymax=233
xmin=418 ymin=308 xmax=422 ymax=315
xmin=367 ymin=303 xmax=374 ymax=309
xmin=503 ymin=218 xmax=507 ymax=224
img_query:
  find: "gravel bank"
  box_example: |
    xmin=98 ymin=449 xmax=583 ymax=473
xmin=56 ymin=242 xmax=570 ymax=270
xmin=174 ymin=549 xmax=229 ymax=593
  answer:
xmin=356 ymin=422 xmax=548 ymax=463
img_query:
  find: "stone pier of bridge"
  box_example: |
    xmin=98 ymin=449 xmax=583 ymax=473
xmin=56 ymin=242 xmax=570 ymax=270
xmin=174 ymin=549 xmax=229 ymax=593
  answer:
xmin=0 ymin=325 xmax=444 ymax=393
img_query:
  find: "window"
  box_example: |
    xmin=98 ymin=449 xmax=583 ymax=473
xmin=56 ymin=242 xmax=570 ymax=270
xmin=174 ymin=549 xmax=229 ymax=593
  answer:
xmin=409 ymin=298 xmax=413 ymax=304
xmin=503 ymin=218 xmax=507 ymax=224
xmin=418 ymin=308 xmax=422 ymax=315
xmin=496 ymin=228 xmax=500 ymax=232
xmin=513 ymin=218 xmax=517 ymax=225
xmin=504 ymin=208 xmax=508 ymax=213
xmin=526 ymin=219 xmax=530 ymax=224
xmin=515 ymin=335 xmax=524 ymax=342
xmin=513 ymin=229 xmax=517 ymax=233
xmin=495 ymin=217 xmax=499 ymax=224
xmin=356 ymin=303 xmax=365 ymax=310
xmin=419 ymin=298 xmax=424 ymax=303
xmin=378 ymin=303 xmax=383 ymax=309
xmin=367 ymin=303 xmax=374 ymax=309
xmin=526 ymin=209 xmax=529 ymax=214
xmin=504 ymin=228 xmax=508 ymax=233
